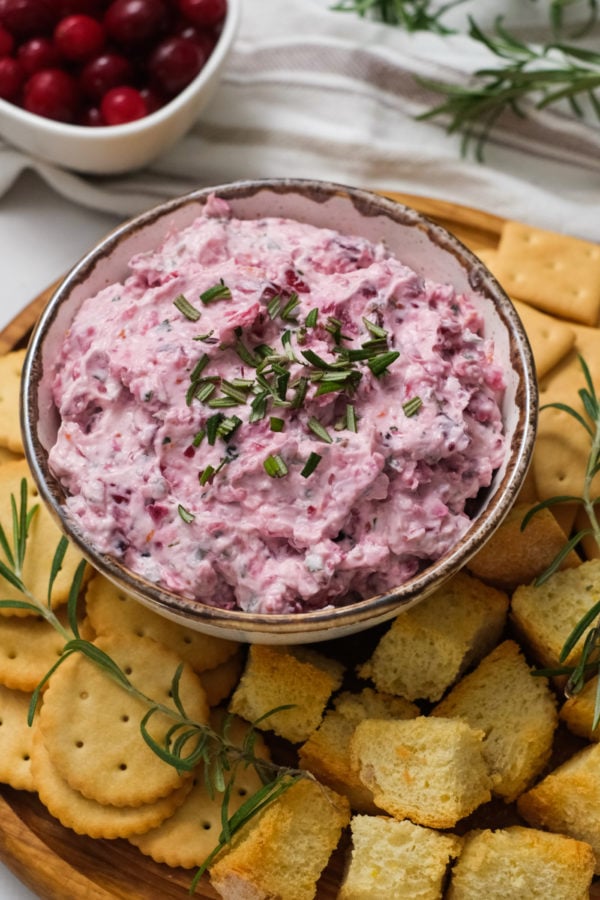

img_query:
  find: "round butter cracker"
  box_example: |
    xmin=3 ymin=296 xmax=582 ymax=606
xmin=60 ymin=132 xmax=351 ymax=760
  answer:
xmin=85 ymin=573 xmax=240 ymax=672
xmin=0 ymin=684 xmax=35 ymax=791
xmin=0 ymin=460 xmax=88 ymax=618
xmin=31 ymin=725 xmax=193 ymax=839
xmin=39 ymin=633 xmax=209 ymax=807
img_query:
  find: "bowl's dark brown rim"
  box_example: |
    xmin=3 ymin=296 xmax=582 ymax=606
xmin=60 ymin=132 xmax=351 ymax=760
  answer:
xmin=21 ymin=178 xmax=538 ymax=639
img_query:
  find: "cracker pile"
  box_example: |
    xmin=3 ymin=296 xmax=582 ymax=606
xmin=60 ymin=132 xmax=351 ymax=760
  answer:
xmin=0 ymin=216 xmax=599 ymax=899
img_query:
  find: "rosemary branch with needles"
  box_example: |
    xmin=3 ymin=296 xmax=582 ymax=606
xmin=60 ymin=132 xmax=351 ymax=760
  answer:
xmin=333 ymin=0 xmax=600 ymax=159
xmin=0 ymin=480 xmax=308 ymax=890
xmin=417 ymin=17 xmax=600 ymax=160
xmin=522 ymin=356 xmax=600 ymax=728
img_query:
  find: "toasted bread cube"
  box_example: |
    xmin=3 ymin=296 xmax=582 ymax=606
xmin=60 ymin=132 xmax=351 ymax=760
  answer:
xmin=359 ymin=571 xmax=508 ymax=702
xmin=229 ymin=645 xmax=344 ymax=743
xmin=338 ymin=814 xmax=462 ymax=899
xmin=298 ymin=688 xmax=419 ymax=814
xmin=446 ymin=826 xmax=595 ymax=899
xmin=432 ymin=640 xmax=557 ymax=801
xmin=350 ymin=717 xmax=492 ymax=828
xmin=517 ymin=743 xmax=600 ymax=873
xmin=466 ymin=503 xmax=580 ymax=592
xmin=560 ymin=674 xmax=600 ymax=741
xmin=511 ymin=558 xmax=600 ymax=670
xmin=209 ymin=779 xmax=350 ymax=900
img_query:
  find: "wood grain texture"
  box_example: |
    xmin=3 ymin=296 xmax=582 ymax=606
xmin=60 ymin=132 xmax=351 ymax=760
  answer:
xmin=1 ymin=194 xmax=597 ymax=899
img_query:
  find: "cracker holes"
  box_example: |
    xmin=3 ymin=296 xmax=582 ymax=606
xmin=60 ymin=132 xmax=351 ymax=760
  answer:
xmin=75 ymin=740 xmax=84 ymax=748
xmin=118 ymin=763 xmax=128 ymax=771
xmin=80 ymin=691 xmax=89 ymax=700
xmin=237 ymin=788 xmax=247 ymax=797
xmin=201 ymin=821 xmax=212 ymax=831
xmin=124 ymin=666 xmax=133 ymax=676
xmin=182 ymin=636 xmax=192 ymax=645
xmin=120 ymin=714 xmax=130 ymax=723
xmin=22 ymin=754 xmax=30 ymax=762
xmin=134 ymin=629 xmax=145 ymax=637
xmin=7 ymin=650 xmax=17 ymax=660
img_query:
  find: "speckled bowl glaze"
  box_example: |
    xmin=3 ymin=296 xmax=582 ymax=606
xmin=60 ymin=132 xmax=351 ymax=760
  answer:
xmin=0 ymin=0 xmax=239 ymax=175
xmin=21 ymin=179 xmax=537 ymax=644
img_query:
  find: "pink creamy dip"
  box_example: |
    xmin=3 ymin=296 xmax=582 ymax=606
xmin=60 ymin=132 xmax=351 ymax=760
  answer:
xmin=49 ymin=196 xmax=506 ymax=614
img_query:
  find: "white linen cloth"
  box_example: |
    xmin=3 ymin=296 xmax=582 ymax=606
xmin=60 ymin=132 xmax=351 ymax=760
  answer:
xmin=1 ymin=0 xmax=599 ymax=238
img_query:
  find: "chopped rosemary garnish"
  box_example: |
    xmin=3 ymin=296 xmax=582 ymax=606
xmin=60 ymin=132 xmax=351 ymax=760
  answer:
xmin=305 ymin=308 xmax=319 ymax=327
xmin=217 ymin=415 xmax=243 ymax=441
xmin=205 ymin=413 xmax=224 ymax=446
xmin=301 ymin=452 xmax=322 ymax=478
xmin=199 ymin=464 xmax=215 ymax=486
xmin=177 ymin=504 xmax=195 ymax=523
xmin=200 ymin=279 xmax=232 ymax=304
xmin=368 ymin=350 xmax=400 ymax=377
xmin=362 ymin=316 xmax=387 ymax=339
xmin=267 ymin=295 xmax=281 ymax=319
xmin=280 ymin=293 xmax=300 ymax=320
xmin=270 ymin=417 xmax=285 ymax=432
xmin=308 ymin=417 xmax=333 ymax=444
xmin=263 ymin=454 xmax=289 ymax=478
xmin=403 ymin=396 xmax=423 ymax=417
xmin=173 ymin=293 xmax=201 ymax=321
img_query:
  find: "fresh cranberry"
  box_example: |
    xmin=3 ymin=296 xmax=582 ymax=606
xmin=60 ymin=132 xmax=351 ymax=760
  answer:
xmin=175 ymin=22 xmax=216 ymax=55
xmin=148 ymin=34 xmax=205 ymax=96
xmin=177 ymin=0 xmax=226 ymax=28
xmin=0 ymin=24 xmax=13 ymax=55
xmin=23 ymin=67 xmax=79 ymax=121
xmin=139 ymin=84 xmax=162 ymax=113
xmin=104 ymin=0 xmax=167 ymax=47
xmin=78 ymin=103 xmax=103 ymax=125
xmin=54 ymin=14 xmax=105 ymax=62
xmin=80 ymin=50 xmax=132 ymax=100
xmin=0 ymin=55 xmax=23 ymax=99
xmin=18 ymin=36 xmax=60 ymax=75
xmin=100 ymin=84 xmax=146 ymax=123
xmin=0 ymin=0 xmax=56 ymax=37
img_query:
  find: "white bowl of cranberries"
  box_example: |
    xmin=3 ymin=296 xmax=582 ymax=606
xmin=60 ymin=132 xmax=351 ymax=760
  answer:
xmin=0 ymin=0 xmax=239 ymax=173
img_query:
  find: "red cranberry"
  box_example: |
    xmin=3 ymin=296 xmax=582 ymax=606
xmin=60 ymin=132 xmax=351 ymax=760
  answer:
xmin=148 ymin=34 xmax=205 ymax=96
xmin=0 ymin=24 xmax=14 ymax=55
xmin=175 ymin=22 xmax=216 ymax=56
xmin=139 ymin=84 xmax=162 ymax=113
xmin=54 ymin=14 xmax=105 ymax=62
xmin=0 ymin=55 xmax=23 ymax=99
xmin=100 ymin=84 xmax=146 ymax=123
xmin=177 ymin=0 xmax=226 ymax=28
xmin=104 ymin=0 xmax=167 ymax=47
xmin=78 ymin=103 xmax=103 ymax=125
xmin=80 ymin=50 xmax=132 ymax=100
xmin=23 ymin=67 xmax=79 ymax=121
xmin=0 ymin=0 xmax=56 ymax=37
xmin=18 ymin=36 xmax=60 ymax=75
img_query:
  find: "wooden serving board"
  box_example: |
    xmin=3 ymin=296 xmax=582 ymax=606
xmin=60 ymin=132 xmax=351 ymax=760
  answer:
xmin=0 ymin=193 xmax=592 ymax=900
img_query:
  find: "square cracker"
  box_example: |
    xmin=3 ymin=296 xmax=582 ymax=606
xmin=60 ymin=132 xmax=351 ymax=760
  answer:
xmin=533 ymin=322 xmax=600 ymax=501
xmin=0 ymin=350 xmax=26 ymax=454
xmin=493 ymin=222 xmax=600 ymax=326
xmin=474 ymin=249 xmax=576 ymax=378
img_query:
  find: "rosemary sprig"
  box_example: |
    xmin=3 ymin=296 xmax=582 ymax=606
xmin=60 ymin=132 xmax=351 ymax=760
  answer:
xmin=523 ymin=356 xmax=600 ymax=727
xmin=0 ymin=479 xmax=308 ymax=888
xmin=417 ymin=17 xmax=600 ymax=160
xmin=331 ymin=0 xmax=465 ymax=33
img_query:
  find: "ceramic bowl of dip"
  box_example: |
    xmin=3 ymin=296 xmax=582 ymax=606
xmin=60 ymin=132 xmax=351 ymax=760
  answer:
xmin=0 ymin=0 xmax=240 ymax=176
xmin=21 ymin=179 xmax=537 ymax=644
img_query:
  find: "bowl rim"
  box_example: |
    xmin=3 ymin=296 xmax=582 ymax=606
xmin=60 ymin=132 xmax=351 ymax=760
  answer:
xmin=0 ymin=0 xmax=240 ymax=138
xmin=21 ymin=178 xmax=538 ymax=639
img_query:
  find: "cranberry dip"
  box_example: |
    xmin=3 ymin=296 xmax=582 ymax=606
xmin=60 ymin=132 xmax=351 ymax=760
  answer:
xmin=48 ymin=195 xmax=506 ymax=615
